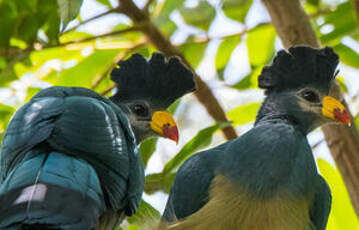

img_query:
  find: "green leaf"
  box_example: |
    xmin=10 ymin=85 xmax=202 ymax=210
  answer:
xmin=145 ymin=172 xmax=176 ymax=194
xmin=179 ymin=39 xmax=207 ymax=69
xmin=59 ymin=31 xmax=93 ymax=43
xmin=140 ymin=138 xmax=158 ymax=167
xmin=319 ymin=2 xmax=356 ymax=46
xmin=307 ymin=0 xmax=319 ymax=6
xmin=215 ymin=35 xmax=241 ymax=80
xmin=127 ymin=200 xmax=161 ymax=226
xmin=127 ymin=225 xmax=141 ymax=230
xmin=153 ymin=16 xmax=177 ymax=37
xmin=231 ymin=65 xmax=262 ymax=90
xmin=154 ymin=0 xmax=185 ymax=18
xmin=0 ymin=57 xmax=6 ymax=69
xmin=317 ymin=159 xmax=359 ymax=230
xmin=0 ymin=103 xmax=14 ymax=148
xmin=43 ymin=49 xmax=120 ymax=87
xmin=246 ymin=24 xmax=275 ymax=67
xmin=0 ymin=2 xmax=17 ymax=47
xmin=167 ymin=99 xmax=181 ymax=115
xmin=355 ymin=116 xmax=359 ymax=130
xmin=0 ymin=68 xmax=18 ymax=86
xmin=162 ymin=122 xmax=232 ymax=174
xmin=333 ymin=43 xmax=359 ymax=69
xmin=95 ymin=0 xmax=111 ymax=8
xmin=222 ymin=0 xmax=253 ymax=23
xmin=336 ymin=76 xmax=348 ymax=93
xmin=179 ymin=1 xmax=216 ymax=31
xmin=227 ymin=102 xmax=260 ymax=126
xmin=57 ymin=0 xmax=83 ymax=30
xmin=25 ymin=87 xmax=42 ymax=102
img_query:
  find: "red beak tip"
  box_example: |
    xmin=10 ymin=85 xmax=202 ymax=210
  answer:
xmin=163 ymin=126 xmax=179 ymax=143
xmin=334 ymin=108 xmax=351 ymax=125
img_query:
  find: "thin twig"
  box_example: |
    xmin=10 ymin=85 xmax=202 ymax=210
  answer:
xmin=61 ymin=8 xmax=119 ymax=35
xmin=47 ymin=27 xmax=138 ymax=49
xmin=173 ymin=29 xmax=248 ymax=47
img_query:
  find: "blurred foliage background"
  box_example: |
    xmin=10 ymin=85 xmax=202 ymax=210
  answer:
xmin=0 ymin=0 xmax=359 ymax=229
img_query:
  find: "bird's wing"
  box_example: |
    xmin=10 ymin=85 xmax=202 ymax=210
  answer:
xmin=162 ymin=146 xmax=225 ymax=222
xmin=0 ymin=86 xmax=142 ymax=212
xmin=0 ymin=95 xmax=64 ymax=181
xmin=310 ymin=175 xmax=332 ymax=230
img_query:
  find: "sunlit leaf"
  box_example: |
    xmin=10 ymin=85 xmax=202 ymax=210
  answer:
xmin=127 ymin=200 xmax=161 ymax=226
xmin=145 ymin=172 xmax=176 ymax=194
xmin=153 ymin=17 xmax=177 ymax=37
xmin=216 ymin=35 xmax=241 ymax=80
xmin=246 ymin=24 xmax=275 ymax=67
xmin=43 ymin=49 xmax=120 ymax=87
xmin=140 ymin=138 xmax=158 ymax=167
xmin=162 ymin=122 xmax=232 ymax=174
xmin=231 ymin=65 xmax=262 ymax=90
xmin=179 ymin=39 xmax=207 ymax=69
xmin=0 ymin=103 xmax=15 ymax=143
xmin=30 ymin=47 xmax=83 ymax=68
xmin=333 ymin=43 xmax=359 ymax=69
xmin=25 ymin=87 xmax=42 ymax=102
xmin=227 ymin=102 xmax=260 ymax=126
xmin=127 ymin=225 xmax=141 ymax=230
xmin=355 ymin=116 xmax=359 ymax=130
xmin=57 ymin=0 xmax=84 ymax=30
xmin=222 ymin=0 xmax=253 ymax=23
xmin=336 ymin=76 xmax=348 ymax=93
xmin=0 ymin=104 xmax=14 ymax=149
xmin=179 ymin=1 xmax=216 ymax=31
xmin=317 ymin=159 xmax=359 ymax=230
xmin=59 ymin=31 xmax=93 ymax=43
xmin=95 ymin=0 xmax=112 ymax=8
xmin=319 ymin=2 xmax=356 ymax=46
xmin=154 ymin=0 xmax=185 ymax=18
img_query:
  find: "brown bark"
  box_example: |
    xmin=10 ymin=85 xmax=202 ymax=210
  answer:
xmin=263 ymin=0 xmax=359 ymax=216
xmin=352 ymin=0 xmax=359 ymax=28
xmin=119 ymin=0 xmax=237 ymax=140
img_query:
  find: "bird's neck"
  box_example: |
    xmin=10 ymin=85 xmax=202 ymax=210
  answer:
xmin=255 ymin=97 xmax=307 ymax=134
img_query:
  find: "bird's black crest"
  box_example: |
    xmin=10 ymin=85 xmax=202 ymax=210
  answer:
xmin=258 ymin=46 xmax=339 ymax=94
xmin=110 ymin=52 xmax=196 ymax=108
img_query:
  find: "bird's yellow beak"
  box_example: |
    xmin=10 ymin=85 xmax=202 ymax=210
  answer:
xmin=322 ymin=96 xmax=351 ymax=125
xmin=150 ymin=111 xmax=179 ymax=143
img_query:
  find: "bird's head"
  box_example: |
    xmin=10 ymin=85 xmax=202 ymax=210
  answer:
xmin=109 ymin=52 xmax=196 ymax=144
xmin=256 ymin=46 xmax=350 ymax=133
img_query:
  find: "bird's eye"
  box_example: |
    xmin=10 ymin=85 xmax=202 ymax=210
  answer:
xmin=131 ymin=104 xmax=149 ymax=117
xmin=301 ymin=90 xmax=319 ymax=103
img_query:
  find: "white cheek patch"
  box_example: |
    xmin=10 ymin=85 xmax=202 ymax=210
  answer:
xmin=14 ymin=184 xmax=47 ymax=205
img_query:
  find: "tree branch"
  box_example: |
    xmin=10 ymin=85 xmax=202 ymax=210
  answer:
xmin=352 ymin=0 xmax=359 ymax=28
xmin=262 ymin=0 xmax=359 ymax=216
xmin=47 ymin=27 xmax=137 ymax=49
xmin=118 ymin=0 xmax=238 ymax=140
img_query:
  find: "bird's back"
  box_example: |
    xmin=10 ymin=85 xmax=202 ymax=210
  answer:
xmin=0 ymin=87 xmax=142 ymax=230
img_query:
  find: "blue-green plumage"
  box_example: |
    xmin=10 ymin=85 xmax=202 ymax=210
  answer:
xmin=0 ymin=87 xmax=141 ymax=229
xmin=163 ymin=46 xmax=337 ymax=230
xmin=0 ymin=53 xmax=195 ymax=230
